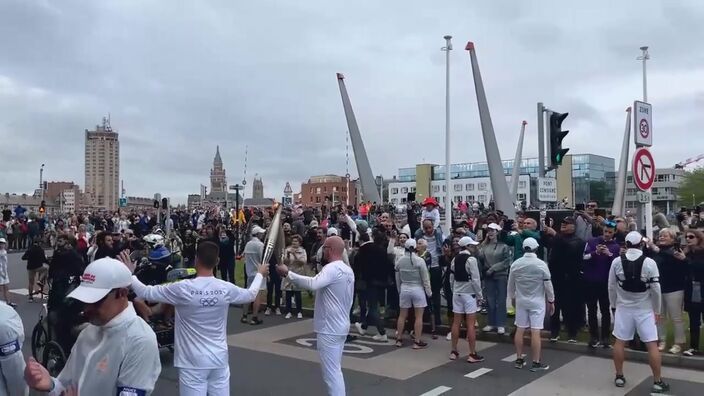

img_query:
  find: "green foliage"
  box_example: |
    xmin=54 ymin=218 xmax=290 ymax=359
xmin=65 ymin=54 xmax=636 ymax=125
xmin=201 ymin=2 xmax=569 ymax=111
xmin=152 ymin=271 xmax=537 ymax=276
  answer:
xmin=677 ymin=168 xmax=704 ymax=207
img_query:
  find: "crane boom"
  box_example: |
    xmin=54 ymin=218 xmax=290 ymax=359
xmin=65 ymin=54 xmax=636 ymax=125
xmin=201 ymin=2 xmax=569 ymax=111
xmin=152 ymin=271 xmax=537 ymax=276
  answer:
xmin=675 ymin=153 xmax=704 ymax=168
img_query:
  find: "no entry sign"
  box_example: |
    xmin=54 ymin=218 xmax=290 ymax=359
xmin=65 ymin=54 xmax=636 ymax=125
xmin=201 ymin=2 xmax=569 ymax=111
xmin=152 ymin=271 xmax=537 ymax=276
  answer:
xmin=633 ymin=147 xmax=655 ymax=191
xmin=634 ymin=101 xmax=652 ymax=147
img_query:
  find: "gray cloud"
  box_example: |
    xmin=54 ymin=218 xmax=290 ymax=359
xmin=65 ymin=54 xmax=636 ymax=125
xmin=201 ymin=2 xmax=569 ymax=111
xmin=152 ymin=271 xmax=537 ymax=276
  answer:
xmin=1 ymin=0 xmax=703 ymax=204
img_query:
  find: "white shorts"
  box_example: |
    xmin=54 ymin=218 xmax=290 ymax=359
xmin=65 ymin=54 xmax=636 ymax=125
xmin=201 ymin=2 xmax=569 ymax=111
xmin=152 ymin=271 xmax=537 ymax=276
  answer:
xmin=515 ymin=305 xmax=546 ymax=329
xmin=452 ymin=293 xmax=477 ymax=314
xmin=399 ymin=288 xmax=427 ymax=309
xmin=247 ymin=275 xmax=267 ymax=291
xmin=179 ymin=367 xmax=230 ymax=396
xmin=612 ymin=308 xmax=658 ymax=343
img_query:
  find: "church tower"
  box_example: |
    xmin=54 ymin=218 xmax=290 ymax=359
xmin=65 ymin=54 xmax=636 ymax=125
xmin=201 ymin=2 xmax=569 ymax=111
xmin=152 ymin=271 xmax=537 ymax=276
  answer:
xmin=252 ymin=176 xmax=264 ymax=199
xmin=210 ymin=146 xmax=226 ymax=193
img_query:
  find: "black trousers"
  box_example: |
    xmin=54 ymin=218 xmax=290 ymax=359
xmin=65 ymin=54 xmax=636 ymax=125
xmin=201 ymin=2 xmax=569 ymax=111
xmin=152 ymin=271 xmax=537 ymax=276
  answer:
xmin=550 ymin=281 xmax=583 ymax=338
xmin=584 ymin=281 xmax=611 ymax=342
xmin=267 ymin=270 xmax=282 ymax=308
xmin=442 ymin=270 xmax=454 ymax=321
xmin=688 ymin=304 xmax=704 ymax=350
xmin=219 ymin=261 xmax=235 ymax=284
xmin=361 ymin=285 xmax=386 ymax=335
xmin=428 ymin=267 xmax=443 ymax=326
xmin=285 ymin=291 xmax=302 ymax=315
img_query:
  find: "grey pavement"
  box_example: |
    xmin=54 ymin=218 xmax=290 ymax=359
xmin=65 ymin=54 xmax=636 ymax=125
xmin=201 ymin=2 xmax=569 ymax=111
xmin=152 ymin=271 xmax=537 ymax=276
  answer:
xmin=5 ymin=251 xmax=704 ymax=395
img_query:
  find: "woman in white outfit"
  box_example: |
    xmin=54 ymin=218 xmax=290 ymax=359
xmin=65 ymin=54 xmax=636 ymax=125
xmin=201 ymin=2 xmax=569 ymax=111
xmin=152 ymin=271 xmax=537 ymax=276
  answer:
xmin=395 ymin=239 xmax=432 ymax=349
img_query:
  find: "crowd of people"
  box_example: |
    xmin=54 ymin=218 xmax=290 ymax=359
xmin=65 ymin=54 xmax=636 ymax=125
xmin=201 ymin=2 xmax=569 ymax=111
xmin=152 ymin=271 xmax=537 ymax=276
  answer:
xmin=0 ymin=197 xmax=702 ymax=395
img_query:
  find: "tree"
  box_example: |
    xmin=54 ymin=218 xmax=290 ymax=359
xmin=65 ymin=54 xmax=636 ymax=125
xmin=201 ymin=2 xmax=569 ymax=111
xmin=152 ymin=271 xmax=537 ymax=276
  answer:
xmin=677 ymin=168 xmax=704 ymax=208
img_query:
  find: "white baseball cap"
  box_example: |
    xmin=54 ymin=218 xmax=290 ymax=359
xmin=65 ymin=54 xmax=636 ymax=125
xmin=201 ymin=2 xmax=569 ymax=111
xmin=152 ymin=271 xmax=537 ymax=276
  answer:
xmin=522 ymin=237 xmax=539 ymax=251
xmin=327 ymin=227 xmax=338 ymax=237
xmin=67 ymin=258 xmax=133 ymax=304
xmin=0 ymin=238 xmax=6 ymax=244
xmin=488 ymin=223 xmax=502 ymax=231
xmin=625 ymin=231 xmax=644 ymax=246
xmin=458 ymin=236 xmax=479 ymax=247
xmin=404 ymin=239 xmax=417 ymax=249
xmin=251 ymin=226 xmax=266 ymax=236
xmin=309 ymin=220 xmax=319 ymax=228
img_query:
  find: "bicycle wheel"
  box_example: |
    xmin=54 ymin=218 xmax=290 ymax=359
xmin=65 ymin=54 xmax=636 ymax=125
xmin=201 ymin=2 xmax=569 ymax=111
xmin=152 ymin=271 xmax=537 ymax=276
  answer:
xmin=31 ymin=322 xmax=48 ymax=360
xmin=42 ymin=341 xmax=67 ymax=377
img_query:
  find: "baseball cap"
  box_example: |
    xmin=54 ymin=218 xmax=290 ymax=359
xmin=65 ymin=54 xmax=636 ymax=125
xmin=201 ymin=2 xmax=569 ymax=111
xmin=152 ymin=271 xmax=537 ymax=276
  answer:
xmin=625 ymin=231 xmax=644 ymax=246
xmin=487 ymin=223 xmax=502 ymax=231
xmin=251 ymin=226 xmax=266 ymax=235
xmin=561 ymin=217 xmax=576 ymax=225
xmin=458 ymin=236 xmax=479 ymax=247
xmin=522 ymin=237 xmax=539 ymax=251
xmin=327 ymin=227 xmax=338 ymax=237
xmin=0 ymin=238 xmax=6 ymax=244
xmin=309 ymin=220 xmax=319 ymax=228
xmin=404 ymin=239 xmax=417 ymax=249
xmin=67 ymin=258 xmax=133 ymax=304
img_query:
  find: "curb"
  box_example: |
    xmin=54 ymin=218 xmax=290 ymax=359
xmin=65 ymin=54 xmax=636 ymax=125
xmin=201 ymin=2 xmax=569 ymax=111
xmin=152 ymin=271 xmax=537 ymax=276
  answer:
xmin=300 ymin=308 xmax=704 ymax=371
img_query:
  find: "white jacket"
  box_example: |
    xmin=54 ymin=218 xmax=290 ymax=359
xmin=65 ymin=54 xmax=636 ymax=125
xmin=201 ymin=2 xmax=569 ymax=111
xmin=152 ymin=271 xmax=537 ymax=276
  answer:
xmin=0 ymin=302 xmax=28 ymax=396
xmin=49 ymin=303 xmax=161 ymax=396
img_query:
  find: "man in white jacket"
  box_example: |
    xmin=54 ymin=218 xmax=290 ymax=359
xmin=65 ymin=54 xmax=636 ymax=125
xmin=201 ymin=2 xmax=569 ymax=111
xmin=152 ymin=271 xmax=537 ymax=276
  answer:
xmin=125 ymin=241 xmax=269 ymax=396
xmin=508 ymin=238 xmax=555 ymax=371
xmin=24 ymin=257 xmax=161 ymax=395
xmin=0 ymin=300 xmax=28 ymax=395
xmin=277 ymin=236 xmax=354 ymax=396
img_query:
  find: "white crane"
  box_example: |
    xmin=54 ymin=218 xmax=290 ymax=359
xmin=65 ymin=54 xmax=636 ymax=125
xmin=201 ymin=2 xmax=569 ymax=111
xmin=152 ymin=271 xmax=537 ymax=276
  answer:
xmin=675 ymin=153 xmax=704 ymax=169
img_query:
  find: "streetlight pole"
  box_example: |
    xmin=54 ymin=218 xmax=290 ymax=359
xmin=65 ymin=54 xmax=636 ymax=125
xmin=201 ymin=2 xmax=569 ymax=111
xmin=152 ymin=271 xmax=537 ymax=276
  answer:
xmin=442 ymin=35 xmax=453 ymax=238
xmin=39 ymin=164 xmax=45 ymax=201
xmin=637 ymin=46 xmax=653 ymax=239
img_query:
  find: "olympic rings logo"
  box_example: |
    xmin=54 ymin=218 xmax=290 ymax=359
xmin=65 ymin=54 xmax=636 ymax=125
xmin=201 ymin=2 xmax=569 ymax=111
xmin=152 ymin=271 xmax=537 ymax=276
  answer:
xmin=200 ymin=297 xmax=219 ymax=307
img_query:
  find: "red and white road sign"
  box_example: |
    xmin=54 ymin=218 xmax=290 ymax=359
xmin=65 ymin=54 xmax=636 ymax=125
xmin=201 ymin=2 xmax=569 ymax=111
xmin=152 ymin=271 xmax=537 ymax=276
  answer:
xmin=633 ymin=147 xmax=655 ymax=191
xmin=634 ymin=101 xmax=652 ymax=147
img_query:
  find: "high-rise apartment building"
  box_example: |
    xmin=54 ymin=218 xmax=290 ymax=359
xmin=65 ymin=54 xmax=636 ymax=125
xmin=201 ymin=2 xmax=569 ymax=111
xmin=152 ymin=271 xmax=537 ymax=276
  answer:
xmin=84 ymin=117 xmax=120 ymax=211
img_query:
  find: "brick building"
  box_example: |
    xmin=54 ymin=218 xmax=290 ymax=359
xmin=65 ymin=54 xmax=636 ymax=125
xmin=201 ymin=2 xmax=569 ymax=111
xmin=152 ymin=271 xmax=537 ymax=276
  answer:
xmin=300 ymin=175 xmax=359 ymax=207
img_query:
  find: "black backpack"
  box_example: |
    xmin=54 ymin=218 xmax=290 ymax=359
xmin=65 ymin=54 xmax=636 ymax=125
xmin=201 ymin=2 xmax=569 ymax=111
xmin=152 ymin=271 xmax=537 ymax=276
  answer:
xmin=453 ymin=254 xmax=472 ymax=282
xmin=617 ymin=255 xmax=649 ymax=293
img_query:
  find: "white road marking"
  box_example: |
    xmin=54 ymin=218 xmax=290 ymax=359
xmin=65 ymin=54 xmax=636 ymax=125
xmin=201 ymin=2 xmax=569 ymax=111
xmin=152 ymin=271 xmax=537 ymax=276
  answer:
xmin=502 ymin=353 xmax=518 ymax=362
xmin=464 ymin=367 xmax=492 ymax=378
xmin=419 ymin=385 xmax=452 ymax=396
xmin=10 ymin=288 xmax=29 ymax=296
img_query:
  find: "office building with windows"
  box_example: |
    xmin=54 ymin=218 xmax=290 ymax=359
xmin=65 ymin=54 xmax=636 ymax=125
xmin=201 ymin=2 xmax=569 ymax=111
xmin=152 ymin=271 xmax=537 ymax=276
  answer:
xmin=625 ymin=167 xmax=685 ymax=215
xmin=84 ymin=117 xmax=120 ymax=211
xmin=387 ymin=154 xmax=614 ymax=208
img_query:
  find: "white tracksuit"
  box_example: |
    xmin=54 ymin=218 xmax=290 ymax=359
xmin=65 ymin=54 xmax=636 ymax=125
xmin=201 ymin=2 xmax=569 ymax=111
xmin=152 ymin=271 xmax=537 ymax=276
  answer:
xmin=131 ymin=273 xmax=264 ymax=396
xmin=0 ymin=302 xmax=28 ymax=396
xmin=288 ymin=260 xmax=354 ymax=396
xmin=48 ymin=303 xmax=161 ymax=395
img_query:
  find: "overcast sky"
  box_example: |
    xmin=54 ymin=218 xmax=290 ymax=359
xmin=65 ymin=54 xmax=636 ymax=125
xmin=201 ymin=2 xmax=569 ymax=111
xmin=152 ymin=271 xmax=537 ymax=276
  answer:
xmin=1 ymin=0 xmax=703 ymax=203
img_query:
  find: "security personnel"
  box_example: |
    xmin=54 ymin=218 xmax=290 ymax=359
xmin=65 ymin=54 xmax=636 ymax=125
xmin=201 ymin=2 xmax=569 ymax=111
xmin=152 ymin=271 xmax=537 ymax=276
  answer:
xmin=24 ymin=258 xmax=161 ymax=395
xmin=0 ymin=301 xmax=28 ymax=395
xmin=608 ymin=231 xmax=669 ymax=393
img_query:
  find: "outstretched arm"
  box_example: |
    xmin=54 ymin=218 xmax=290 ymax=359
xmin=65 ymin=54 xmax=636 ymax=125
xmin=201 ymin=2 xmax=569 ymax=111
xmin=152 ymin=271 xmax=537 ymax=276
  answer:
xmin=286 ymin=265 xmax=339 ymax=291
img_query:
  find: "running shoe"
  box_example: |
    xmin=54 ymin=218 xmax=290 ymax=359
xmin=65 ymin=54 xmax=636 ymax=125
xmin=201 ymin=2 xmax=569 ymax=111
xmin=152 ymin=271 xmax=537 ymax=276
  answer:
xmin=651 ymin=380 xmax=670 ymax=393
xmin=614 ymin=375 xmax=626 ymax=388
xmin=467 ymin=353 xmax=484 ymax=363
xmin=514 ymin=358 xmax=526 ymax=369
xmin=529 ymin=361 xmax=550 ymax=372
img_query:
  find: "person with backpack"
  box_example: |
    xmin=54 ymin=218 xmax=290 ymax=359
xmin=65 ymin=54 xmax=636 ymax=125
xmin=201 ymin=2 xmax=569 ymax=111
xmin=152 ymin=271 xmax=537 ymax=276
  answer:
xmin=448 ymin=236 xmax=484 ymax=363
xmin=608 ymin=231 xmax=669 ymax=393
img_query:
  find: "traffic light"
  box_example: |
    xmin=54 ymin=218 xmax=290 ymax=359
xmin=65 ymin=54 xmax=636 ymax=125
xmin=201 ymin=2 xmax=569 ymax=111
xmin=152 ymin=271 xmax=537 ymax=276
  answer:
xmin=153 ymin=200 xmax=159 ymax=209
xmin=39 ymin=200 xmax=46 ymax=215
xmin=161 ymin=198 xmax=168 ymax=210
xmin=549 ymin=112 xmax=569 ymax=169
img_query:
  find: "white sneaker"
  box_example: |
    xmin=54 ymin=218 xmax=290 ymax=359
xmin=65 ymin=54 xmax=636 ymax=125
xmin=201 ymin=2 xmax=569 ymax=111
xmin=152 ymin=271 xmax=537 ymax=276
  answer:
xmin=669 ymin=345 xmax=682 ymax=354
xmin=285 ymin=312 xmax=292 ymax=319
xmin=497 ymin=327 xmax=506 ymax=335
xmin=482 ymin=326 xmax=494 ymax=332
xmin=355 ymin=322 xmax=366 ymax=335
xmin=264 ymin=308 xmax=272 ymax=316
xmin=275 ymin=308 xmax=282 ymax=316
xmin=446 ymin=332 xmax=452 ymax=341
xmin=658 ymin=342 xmax=666 ymax=352
xmin=297 ymin=313 xmax=303 ymax=319
xmin=373 ymin=334 xmax=388 ymax=342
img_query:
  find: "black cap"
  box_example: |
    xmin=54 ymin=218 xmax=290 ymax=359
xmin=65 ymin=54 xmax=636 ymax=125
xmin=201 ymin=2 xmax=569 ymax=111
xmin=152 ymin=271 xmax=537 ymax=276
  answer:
xmin=561 ymin=216 xmax=576 ymax=225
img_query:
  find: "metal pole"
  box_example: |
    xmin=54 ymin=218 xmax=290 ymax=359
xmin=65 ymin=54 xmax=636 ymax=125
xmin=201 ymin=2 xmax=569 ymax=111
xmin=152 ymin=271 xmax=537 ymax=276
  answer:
xmin=39 ymin=164 xmax=45 ymax=202
xmin=235 ymin=184 xmax=241 ymax=257
xmin=537 ymin=103 xmax=545 ymax=178
xmin=510 ymin=121 xmax=527 ymax=197
xmin=611 ymin=107 xmax=632 ymax=216
xmin=465 ymin=41 xmax=516 ymax=218
xmin=639 ymin=46 xmax=653 ymax=239
xmin=442 ymin=35 xmax=453 ymax=237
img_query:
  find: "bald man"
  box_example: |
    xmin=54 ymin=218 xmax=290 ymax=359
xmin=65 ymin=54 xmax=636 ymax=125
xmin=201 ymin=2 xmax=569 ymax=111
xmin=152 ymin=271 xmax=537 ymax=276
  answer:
xmin=277 ymin=236 xmax=354 ymax=396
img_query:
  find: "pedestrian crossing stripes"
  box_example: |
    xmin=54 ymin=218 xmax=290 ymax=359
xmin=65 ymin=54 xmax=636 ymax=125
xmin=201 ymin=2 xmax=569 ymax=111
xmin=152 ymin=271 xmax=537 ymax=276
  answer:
xmin=501 ymin=353 xmax=518 ymax=362
xmin=464 ymin=367 xmax=492 ymax=378
xmin=419 ymin=385 xmax=452 ymax=396
xmin=10 ymin=288 xmax=29 ymax=296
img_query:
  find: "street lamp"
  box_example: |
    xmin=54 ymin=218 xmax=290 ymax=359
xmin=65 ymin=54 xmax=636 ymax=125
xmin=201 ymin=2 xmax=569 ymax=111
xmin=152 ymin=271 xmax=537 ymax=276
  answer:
xmin=39 ymin=164 xmax=45 ymax=201
xmin=442 ymin=35 xmax=453 ymax=238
